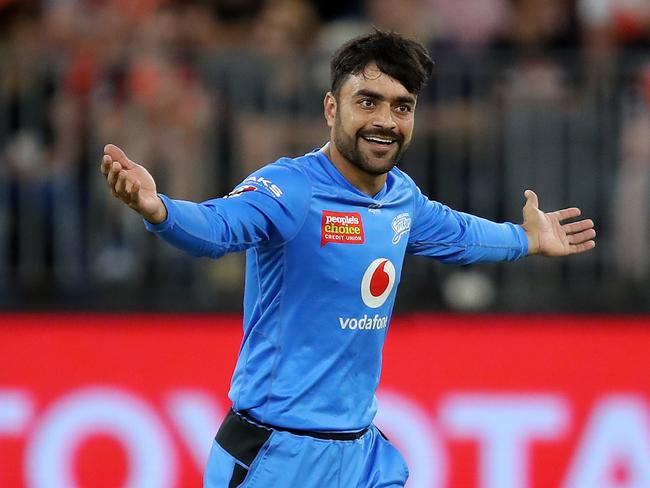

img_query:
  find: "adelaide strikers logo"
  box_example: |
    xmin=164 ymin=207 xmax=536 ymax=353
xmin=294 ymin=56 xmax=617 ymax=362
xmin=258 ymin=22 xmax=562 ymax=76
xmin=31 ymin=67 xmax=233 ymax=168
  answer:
xmin=361 ymin=258 xmax=396 ymax=308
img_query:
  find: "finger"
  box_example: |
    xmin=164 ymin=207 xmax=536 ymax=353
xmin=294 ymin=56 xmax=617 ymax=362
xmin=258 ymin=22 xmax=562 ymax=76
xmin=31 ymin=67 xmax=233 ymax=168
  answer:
xmin=114 ymin=170 xmax=128 ymax=195
xmin=106 ymin=161 xmax=121 ymax=187
xmin=124 ymin=179 xmax=133 ymax=195
xmin=552 ymin=207 xmax=581 ymax=222
xmin=126 ymin=181 xmax=141 ymax=208
xmin=101 ymin=155 xmax=112 ymax=176
xmin=130 ymin=180 xmax=141 ymax=203
xmin=524 ymin=189 xmax=539 ymax=209
xmin=567 ymin=228 xmax=596 ymax=245
xmin=569 ymin=240 xmax=596 ymax=255
xmin=104 ymin=143 xmax=133 ymax=170
xmin=563 ymin=219 xmax=594 ymax=235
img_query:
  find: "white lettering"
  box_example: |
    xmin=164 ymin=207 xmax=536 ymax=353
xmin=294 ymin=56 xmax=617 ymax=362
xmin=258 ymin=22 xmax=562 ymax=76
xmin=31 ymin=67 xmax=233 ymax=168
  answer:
xmin=376 ymin=390 xmax=447 ymax=488
xmin=243 ymin=176 xmax=283 ymax=197
xmin=0 ymin=389 xmax=33 ymax=436
xmin=392 ymin=213 xmax=411 ymax=244
xmin=440 ymin=393 xmax=568 ymax=488
xmin=0 ymin=389 xmax=34 ymax=474
xmin=25 ymin=387 xmax=177 ymax=488
xmin=165 ymin=390 xmax=225 ymax=471
xmin=338 ymin=314 xmax=388 ymax=331
xmin=563 ymin=395 xmax=650 ymax=488
xmin=359 ymin=315 xmax=368 ymax=329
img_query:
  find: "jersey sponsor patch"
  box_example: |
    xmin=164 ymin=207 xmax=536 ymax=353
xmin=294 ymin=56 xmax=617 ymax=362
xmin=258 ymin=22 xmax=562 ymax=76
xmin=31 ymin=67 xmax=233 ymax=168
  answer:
xmin=338 ymin=314 xmax=388 ymax=331
xmin=224 ymin=185 xmax=258 ymax=198
xmin=242 ymin=176 xmax=283 ymax=197
xmin=320 ymin=210 xmax=365 ymax=247
xmin=391 ymin=212 xmax=411 ymax=244
xmin=361 ymin=258 xmax=396 ymax=308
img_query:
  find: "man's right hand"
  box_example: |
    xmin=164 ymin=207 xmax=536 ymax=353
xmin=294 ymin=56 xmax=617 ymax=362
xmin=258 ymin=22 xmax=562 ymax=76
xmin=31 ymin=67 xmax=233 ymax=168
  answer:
xmin=100 ymin=144 xmax=167 ymax=224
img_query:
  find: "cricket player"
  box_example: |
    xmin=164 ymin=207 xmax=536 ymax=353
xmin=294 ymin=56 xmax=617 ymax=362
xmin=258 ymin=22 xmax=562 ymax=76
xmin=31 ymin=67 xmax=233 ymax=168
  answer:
xmin=101 ymin=30 xmax=596 ymax=488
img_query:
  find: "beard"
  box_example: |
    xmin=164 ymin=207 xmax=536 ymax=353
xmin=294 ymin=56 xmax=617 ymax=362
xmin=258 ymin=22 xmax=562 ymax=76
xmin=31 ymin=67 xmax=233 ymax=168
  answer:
xmin=333 ymin=111 xmax=409 ymax=176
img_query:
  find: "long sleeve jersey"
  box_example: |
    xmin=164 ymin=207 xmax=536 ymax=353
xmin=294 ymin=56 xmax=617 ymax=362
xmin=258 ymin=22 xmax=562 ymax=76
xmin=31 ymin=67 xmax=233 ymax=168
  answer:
xmin=145 ymin=147 xmax=528 ymax=431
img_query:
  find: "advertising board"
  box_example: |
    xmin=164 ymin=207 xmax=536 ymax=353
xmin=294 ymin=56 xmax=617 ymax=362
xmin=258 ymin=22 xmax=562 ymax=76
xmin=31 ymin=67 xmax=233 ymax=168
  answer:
xmin=1 ymin=314 xmax=649 ymax=488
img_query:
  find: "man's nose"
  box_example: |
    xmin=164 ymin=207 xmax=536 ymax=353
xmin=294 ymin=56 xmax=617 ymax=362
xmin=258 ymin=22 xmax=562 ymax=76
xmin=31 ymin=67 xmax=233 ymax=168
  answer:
xmin=372 ymin=103 xmax=397 ymax=130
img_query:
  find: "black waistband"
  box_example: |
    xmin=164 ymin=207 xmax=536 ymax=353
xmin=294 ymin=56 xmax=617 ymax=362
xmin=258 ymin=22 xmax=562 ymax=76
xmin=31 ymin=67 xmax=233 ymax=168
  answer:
xmin=234 ymin=409 xmax=370 ymax=441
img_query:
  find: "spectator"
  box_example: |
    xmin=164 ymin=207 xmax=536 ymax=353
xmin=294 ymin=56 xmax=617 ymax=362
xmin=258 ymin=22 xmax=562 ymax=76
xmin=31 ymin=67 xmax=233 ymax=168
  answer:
xmin=424 ymin=0 xmax=509 ymax=49
xmin=612 ymin=63 xmax=650 ymax=283
xmin=578 ymin=0 xmax=650 ymax=83
xmin=228 ymin=0 xmax=324 ymax=178
xmin=0 ymin=4 xmax=85 ymax=290
xmin=89 ymin=2 xmax=215 ymax=285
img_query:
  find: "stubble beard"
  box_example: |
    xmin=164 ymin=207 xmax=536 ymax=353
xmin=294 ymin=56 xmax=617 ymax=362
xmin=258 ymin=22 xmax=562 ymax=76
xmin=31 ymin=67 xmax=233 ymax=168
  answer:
xmin=333 ymin=111 xmax=407 ymax=176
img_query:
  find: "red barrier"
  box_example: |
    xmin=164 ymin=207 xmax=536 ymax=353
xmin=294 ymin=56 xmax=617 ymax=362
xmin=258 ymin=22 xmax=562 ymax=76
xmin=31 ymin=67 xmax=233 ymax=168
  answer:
xmin=1 ymin=314 xmax=649 ymax=488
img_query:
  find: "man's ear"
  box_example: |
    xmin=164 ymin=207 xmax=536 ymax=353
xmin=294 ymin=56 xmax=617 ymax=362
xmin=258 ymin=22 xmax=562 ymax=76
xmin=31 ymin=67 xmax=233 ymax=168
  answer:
xmin=324 ymin=92 xmax=336 ymax=128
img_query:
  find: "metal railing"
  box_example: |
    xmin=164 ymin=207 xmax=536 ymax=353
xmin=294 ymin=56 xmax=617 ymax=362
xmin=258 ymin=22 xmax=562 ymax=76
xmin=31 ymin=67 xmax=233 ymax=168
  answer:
xmin=1 ymin=48 xmax=649 ymax=312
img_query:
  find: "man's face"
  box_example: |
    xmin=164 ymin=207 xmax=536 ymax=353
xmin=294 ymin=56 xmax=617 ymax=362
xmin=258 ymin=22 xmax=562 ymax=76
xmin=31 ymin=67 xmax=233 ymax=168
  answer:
xmin=325 ymin=63 xmax=416 ymax=175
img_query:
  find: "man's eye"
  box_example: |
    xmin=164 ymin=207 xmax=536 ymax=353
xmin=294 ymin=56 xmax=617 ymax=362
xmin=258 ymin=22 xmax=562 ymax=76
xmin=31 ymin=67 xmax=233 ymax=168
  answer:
xmin=396 ymin=105 xmax=412 ymax=113
xmin=360 ymin=99 xmax=374 ymax=108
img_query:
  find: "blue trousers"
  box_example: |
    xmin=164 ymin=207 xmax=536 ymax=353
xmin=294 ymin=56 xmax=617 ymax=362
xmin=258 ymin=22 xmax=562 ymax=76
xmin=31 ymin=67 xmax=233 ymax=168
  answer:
xmin=204 ymin=410 xmax=409 ymax=488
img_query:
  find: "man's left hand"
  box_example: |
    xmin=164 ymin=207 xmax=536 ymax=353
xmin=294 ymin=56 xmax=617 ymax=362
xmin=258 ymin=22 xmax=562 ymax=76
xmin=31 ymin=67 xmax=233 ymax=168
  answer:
xmin=521 ymin=190 xmax=596 ymax=256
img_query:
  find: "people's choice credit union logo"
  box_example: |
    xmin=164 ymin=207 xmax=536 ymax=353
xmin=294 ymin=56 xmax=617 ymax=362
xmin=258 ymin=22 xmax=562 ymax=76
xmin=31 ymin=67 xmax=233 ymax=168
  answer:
xmin=321 ymin=211 xmax=365 ymax=246
xmin=361 ymin=258 xmax=396 ymax=308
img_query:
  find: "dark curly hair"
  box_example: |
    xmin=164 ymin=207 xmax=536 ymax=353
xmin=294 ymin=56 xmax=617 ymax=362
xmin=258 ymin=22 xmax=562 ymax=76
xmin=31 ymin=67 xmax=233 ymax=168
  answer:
xmin=330 ymin=29 xmax=434 ymax=95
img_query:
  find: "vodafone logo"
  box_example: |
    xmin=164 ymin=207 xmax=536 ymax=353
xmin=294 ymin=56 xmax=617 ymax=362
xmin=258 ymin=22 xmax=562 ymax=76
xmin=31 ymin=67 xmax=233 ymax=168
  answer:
xmin=361 ymin=258 xmax=396 ymax=308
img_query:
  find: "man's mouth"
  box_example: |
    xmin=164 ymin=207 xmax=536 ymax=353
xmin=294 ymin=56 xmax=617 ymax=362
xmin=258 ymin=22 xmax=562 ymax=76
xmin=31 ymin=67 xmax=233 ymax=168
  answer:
xmin=360 ymin=135 xmax=397 ymax=147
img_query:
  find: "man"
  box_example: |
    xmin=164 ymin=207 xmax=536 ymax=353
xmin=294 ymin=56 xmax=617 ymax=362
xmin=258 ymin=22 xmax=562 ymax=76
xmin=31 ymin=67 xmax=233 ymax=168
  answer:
xmin=101 ymin=30 xmax=595 ymax=488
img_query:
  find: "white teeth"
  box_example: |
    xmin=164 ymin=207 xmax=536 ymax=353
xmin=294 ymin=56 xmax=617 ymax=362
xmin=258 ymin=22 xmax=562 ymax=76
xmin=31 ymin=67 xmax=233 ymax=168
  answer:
xmin=364 ymin=136 xmax=394 ymax=144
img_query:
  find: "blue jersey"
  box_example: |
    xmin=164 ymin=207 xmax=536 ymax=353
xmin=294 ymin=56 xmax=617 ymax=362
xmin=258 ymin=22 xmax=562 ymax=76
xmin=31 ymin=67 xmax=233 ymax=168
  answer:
xmin=145 ymin=147 xmax=528 ymax=431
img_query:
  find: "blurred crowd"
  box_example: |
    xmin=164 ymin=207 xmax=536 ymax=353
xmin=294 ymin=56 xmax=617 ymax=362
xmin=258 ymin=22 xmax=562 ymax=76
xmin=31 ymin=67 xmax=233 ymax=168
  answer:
xmin=1 ymin=0 xmax=650 ymax=310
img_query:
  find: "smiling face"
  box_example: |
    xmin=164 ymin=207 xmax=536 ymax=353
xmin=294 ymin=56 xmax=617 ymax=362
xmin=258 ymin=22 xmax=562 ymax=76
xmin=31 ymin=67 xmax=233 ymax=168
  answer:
xmin=325 ymin=63 xmax=417 ymax=179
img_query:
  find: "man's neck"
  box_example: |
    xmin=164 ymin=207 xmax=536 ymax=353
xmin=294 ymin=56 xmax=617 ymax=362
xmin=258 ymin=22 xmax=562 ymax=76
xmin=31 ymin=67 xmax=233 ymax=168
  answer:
xmin=323 ymin=142 xmax=387 ymax=197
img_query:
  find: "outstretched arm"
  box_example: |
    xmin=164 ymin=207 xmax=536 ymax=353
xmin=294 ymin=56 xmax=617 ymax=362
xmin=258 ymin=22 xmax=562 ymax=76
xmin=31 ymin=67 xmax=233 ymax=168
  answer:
xmin=100 ymin=144 xmax=168 ymax=224
xmin=521 ymin=190 xmax=596 ymax=257
xmin=100 ymin=143 xmax=311 ymax=258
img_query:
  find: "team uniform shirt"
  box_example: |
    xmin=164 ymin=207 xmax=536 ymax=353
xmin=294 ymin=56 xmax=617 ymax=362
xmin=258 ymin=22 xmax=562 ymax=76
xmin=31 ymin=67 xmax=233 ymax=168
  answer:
xmin=145 ymin=147 xmax=528 ymax=432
